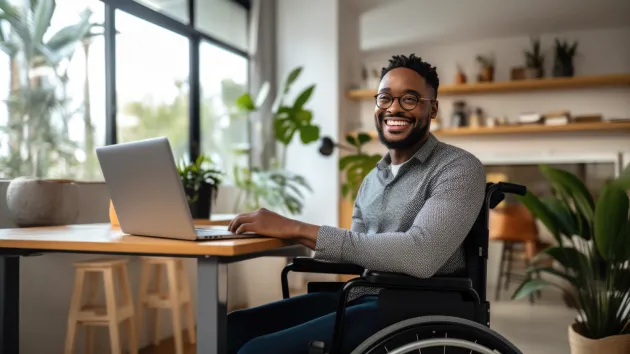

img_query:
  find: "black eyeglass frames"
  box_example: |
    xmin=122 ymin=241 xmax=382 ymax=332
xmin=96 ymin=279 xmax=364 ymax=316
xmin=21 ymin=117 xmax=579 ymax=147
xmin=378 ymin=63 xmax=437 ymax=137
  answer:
xmin=374 ymin=92 xmax=434 ymax=111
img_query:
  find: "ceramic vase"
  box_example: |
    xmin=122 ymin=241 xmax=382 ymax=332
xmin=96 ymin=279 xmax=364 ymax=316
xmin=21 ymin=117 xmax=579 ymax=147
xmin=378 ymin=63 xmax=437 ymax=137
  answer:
xmin=6 ymin=177 xmax=79 ymax=227
xmin=568 ymin=323 xmax=630 ymax=354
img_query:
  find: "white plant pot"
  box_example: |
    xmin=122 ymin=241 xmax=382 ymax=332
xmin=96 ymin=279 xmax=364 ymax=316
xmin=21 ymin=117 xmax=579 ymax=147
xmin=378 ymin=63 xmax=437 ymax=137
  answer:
xmin=568 ymin=323 xmax=630 ymax=354
xmin=6 ymin=177 xmax=80 ymax=227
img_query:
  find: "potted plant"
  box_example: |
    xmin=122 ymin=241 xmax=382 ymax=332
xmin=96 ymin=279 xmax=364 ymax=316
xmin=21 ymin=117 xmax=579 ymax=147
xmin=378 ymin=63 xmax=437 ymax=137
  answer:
xmin=475 ymin=53 xmax=495 ymax=82
xmin=512 ymin=164 xmax=630 ymax=354
xmin=524 ymin=37 xmax=545 ymax=79
xmin=232 ymin=66 xmax=320 ymax=215
xmin=553 ymin=38 xmax=578 ymax=77
xmin=177 ymin=154 xmax=223 ymax=219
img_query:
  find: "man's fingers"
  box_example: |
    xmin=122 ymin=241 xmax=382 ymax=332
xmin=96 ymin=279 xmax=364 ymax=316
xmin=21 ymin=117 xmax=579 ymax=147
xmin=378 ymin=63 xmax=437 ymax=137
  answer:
xmin=235 ymin=223 xmax=255 ymax=234
xmin=228 ymin=213 xmax=253 ymax=232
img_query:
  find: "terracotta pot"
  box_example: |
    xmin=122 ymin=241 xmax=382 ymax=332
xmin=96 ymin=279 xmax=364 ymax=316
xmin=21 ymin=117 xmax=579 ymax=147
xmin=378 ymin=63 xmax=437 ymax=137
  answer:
xmin=6 ymin=177 xmax=79 ymax=227
xmin=568 ymin=323 xmax=630 ymax=354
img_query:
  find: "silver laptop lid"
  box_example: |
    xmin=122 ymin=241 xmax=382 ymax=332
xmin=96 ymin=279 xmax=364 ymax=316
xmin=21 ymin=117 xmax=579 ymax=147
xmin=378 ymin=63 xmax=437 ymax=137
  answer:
xmin=96 ymin=137 xmax=197 ymax=240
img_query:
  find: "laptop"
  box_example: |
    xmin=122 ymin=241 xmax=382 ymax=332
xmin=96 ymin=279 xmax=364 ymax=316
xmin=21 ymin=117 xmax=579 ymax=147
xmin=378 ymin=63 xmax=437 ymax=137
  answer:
xmin=95 ymin=137 xmax=259 ymax=241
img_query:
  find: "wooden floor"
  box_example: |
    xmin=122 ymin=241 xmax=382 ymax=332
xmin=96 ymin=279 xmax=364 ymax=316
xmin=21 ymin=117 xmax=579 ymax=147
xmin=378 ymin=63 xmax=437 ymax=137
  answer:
xmin=139 ymin=330 xmax=197 ymax=354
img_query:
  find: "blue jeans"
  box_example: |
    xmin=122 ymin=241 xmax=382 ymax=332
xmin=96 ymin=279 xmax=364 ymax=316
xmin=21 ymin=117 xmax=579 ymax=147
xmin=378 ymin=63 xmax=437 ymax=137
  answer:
xmin=227 ymin=292 xmax=380 ymax=354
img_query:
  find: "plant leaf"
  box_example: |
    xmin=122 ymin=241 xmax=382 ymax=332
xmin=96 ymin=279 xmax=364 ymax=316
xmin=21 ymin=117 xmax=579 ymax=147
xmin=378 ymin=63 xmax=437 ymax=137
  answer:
xmin=283 ymin=66 xmax=302 ymax=93
xmin=357 ymin=132 xmax=372 ymax=145
xmin=541 ymin=196 xmax=580 ymax=239
xmin=345 ymin=135 xmax=357 ymax=147
xmin=293 ymin=84 xmax=315 ymax=110
xmin=594 ymin=182 xmax=629 ymax=263
xmin=33 ymin=0 xmax=55 ymax=44
xmin=526 ymin=265 xmax=578 ymax=288
xmin=613 ymin=163 xmax=630 ymax=190
xmin=274 ymin=117 xmax=296 ymax=145
xmin=511 ymin=278 xmax=568 ymax=301
xmin=540 ymin=164 xmax=594 ymax=221
xmin=516 ymin=191 xmax=562 ymax=245
xmin=236 ymin=93 xmax=256 ymax=112
xmin=533 ymin=246 xmax=589 ymax=272
xmin=299 ymin=124 xmax=320 ymax=144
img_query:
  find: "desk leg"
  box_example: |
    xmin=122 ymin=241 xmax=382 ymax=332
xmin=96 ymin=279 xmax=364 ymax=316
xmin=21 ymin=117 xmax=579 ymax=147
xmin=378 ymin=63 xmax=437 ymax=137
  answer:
xmin=197 ymin=256 xmax=228 ymax=354
xmin=0 ymin=255 xmax=19 ymax=354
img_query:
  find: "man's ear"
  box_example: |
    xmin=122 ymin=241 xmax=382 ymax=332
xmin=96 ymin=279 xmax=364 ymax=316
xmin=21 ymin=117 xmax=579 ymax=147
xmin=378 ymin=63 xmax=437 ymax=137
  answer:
xmin=431 ymin=100 xmax=439 ymax=119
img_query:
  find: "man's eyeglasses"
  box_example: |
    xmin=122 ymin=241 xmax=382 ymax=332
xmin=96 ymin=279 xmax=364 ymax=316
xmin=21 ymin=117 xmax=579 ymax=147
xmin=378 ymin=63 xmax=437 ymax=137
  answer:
xmin=374 ymin=93 xmax=433 ymax=111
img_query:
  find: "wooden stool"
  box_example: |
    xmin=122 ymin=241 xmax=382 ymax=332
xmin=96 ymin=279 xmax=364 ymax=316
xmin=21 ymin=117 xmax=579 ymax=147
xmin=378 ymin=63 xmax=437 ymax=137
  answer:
xmin=137 ymin=257 xmax=195 ymax=354
xmin=64 ymin=258 xmax=137 ymax=354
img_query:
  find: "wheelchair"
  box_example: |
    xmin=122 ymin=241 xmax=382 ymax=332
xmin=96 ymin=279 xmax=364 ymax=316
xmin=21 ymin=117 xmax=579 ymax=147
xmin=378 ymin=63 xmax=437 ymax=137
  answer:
xmin=280 ymin=182 xmax=527 ymax=354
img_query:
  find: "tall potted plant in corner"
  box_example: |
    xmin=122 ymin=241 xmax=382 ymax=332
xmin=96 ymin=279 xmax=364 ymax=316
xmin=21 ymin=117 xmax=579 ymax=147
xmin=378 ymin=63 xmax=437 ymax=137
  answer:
xmin=177 ymin=154 xmax=223 ymax=219
xmin=512 ymin=164 xmax=630 ymax=354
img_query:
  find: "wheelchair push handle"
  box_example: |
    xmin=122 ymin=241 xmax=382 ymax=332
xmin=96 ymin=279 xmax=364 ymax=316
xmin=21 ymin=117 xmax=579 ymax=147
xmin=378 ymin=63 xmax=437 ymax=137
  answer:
xmin=496 ymin=182 xmax=526 ymax=196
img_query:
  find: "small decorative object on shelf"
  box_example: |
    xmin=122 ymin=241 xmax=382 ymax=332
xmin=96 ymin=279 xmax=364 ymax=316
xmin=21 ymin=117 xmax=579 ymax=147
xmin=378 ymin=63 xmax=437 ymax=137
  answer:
xmin=451 ymin=100 xmax=468 ymax=127
xmin=524 ymin=37 xmax=545 ymax=79
xmin=510 ymin=67 xmax=526 ymax=80
xmin=454 ymin=63 xmax=467 ymax=84
xmin=177 ymin=154 xmax=223 ymax=219
xmin=475 ymin=53 xmax=495 ymax=82
xmin=553 ymin=38 xmax=578 ymax=77
xmin=468 ymin=107 xmax=484 ymax=128
xmin=6 ymin=177 xmax=79 ymax=227
xmin=543 ymin=110 xmax=571 ymax=126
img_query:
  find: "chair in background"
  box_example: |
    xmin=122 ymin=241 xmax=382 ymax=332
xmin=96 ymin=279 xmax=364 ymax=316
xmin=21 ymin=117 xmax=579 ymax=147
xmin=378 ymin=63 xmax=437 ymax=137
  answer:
xmin=490 ymin=203 xmax=549 ymax=303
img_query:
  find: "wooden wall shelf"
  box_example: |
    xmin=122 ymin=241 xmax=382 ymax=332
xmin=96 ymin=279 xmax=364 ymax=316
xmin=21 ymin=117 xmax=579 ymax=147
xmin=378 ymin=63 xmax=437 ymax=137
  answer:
xmin=347 ymin=73 xmax=630 ymax=99
xmin=357 ymin=121 xmax=630 ymax=138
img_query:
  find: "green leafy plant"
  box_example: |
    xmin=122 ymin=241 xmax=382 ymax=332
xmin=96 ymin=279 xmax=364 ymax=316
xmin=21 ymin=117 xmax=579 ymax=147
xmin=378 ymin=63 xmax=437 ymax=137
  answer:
xmin=177 ymin=154 xmax=223 ymax=205
xmin=233 ymin=165 xmax=312 ymax=216
xmin=525 ymin=37 xmax=545 ymax=75
xmin=512 ymin=163 xmax=630 ymax=340
xmin=339 ymin=132 xmax=382 ymax=200
xmin=236 ymin=66 xmax=320 ymax=168
xmin=230 ymin=66 xmax=320 ymax=215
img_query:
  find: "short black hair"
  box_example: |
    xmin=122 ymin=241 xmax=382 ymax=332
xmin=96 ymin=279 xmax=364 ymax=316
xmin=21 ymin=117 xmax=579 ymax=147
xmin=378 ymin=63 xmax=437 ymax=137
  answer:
xmin=380 ymin=53 xmax=439 ymax=97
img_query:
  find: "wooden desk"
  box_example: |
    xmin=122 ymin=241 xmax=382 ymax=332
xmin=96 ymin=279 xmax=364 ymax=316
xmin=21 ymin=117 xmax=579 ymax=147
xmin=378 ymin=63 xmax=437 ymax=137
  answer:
xmin=0 ymin=223 xmax=302 ymax=354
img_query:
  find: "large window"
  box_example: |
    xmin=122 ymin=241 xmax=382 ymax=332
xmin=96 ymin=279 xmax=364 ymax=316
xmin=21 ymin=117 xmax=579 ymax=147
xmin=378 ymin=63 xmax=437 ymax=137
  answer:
xmin=115 ymin=10 xmax=190 ymax=161
xmin=0 ymin=0 xmax=106 ymax=180
xmin=200 ymin=41 xmax=248 ymax=180
xmin=0 ymin=0 xmax=250 ymax=182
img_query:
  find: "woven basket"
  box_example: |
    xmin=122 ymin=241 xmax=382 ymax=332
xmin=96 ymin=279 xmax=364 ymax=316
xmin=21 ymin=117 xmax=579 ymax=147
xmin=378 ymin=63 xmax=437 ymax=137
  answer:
xmin=568 ymin=323 xmax=630 ymax=354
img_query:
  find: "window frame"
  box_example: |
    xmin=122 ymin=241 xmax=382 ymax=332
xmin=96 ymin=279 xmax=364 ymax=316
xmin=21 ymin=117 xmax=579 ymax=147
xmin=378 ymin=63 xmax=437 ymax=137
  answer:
xmin=100 ymin=0 xmax=250 ymax=162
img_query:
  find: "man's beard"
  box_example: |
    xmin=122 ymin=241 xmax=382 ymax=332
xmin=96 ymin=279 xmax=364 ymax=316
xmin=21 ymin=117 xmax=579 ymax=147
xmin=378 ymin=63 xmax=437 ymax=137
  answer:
xmin=376 ymin=112 xmax=430 ymax=150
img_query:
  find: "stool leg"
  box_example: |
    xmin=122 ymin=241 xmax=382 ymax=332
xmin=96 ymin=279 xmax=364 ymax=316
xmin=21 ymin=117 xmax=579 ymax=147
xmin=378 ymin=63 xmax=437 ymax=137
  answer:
xmin=65 ymin=269 xmax=87 ymax=354
xmin=118 ymin=265 xmax=138 ymax=354
xmin=84 ymin=271 xmax=101 ymax=354
xmin=167 ymin=261 xmax=184 ymax=354
xmin=495 ymin=242 xmax=506 ymax=301
xmin=137 ymin=261 xmax=151 ymax=343
xmin=152 ymin=264 xmax=164 ymax=345
xmin=103 ymin=268 xmax=122 ymax=354
xmin=179 ymin=260 xmax=196 ymax=344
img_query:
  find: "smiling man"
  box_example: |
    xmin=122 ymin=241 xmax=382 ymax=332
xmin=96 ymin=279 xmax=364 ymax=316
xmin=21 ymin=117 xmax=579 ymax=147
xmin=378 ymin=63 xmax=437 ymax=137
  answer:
xmin=226 ymin=54 xmax=487 ymax=354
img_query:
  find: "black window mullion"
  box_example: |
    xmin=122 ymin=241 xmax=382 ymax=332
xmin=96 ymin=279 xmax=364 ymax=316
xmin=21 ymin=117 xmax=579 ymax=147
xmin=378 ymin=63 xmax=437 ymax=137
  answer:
xmin=189 ymin=34 xmax=201 ymax=163
xmin=104 ymin=2 xmax=117 ymax=145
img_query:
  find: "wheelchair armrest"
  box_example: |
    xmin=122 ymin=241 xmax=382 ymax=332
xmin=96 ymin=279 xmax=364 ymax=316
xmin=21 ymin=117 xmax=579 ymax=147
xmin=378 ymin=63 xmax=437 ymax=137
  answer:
xmin=286 ymin=257 xmax=365 ymax=275
xmin=362 ymin=270 xmax=474 ymax=293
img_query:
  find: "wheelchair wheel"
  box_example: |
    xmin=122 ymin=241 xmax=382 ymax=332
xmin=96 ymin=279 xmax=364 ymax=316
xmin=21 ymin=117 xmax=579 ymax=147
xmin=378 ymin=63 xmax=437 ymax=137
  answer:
xmin=350 ymin=315 xmax=522 ymax=354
